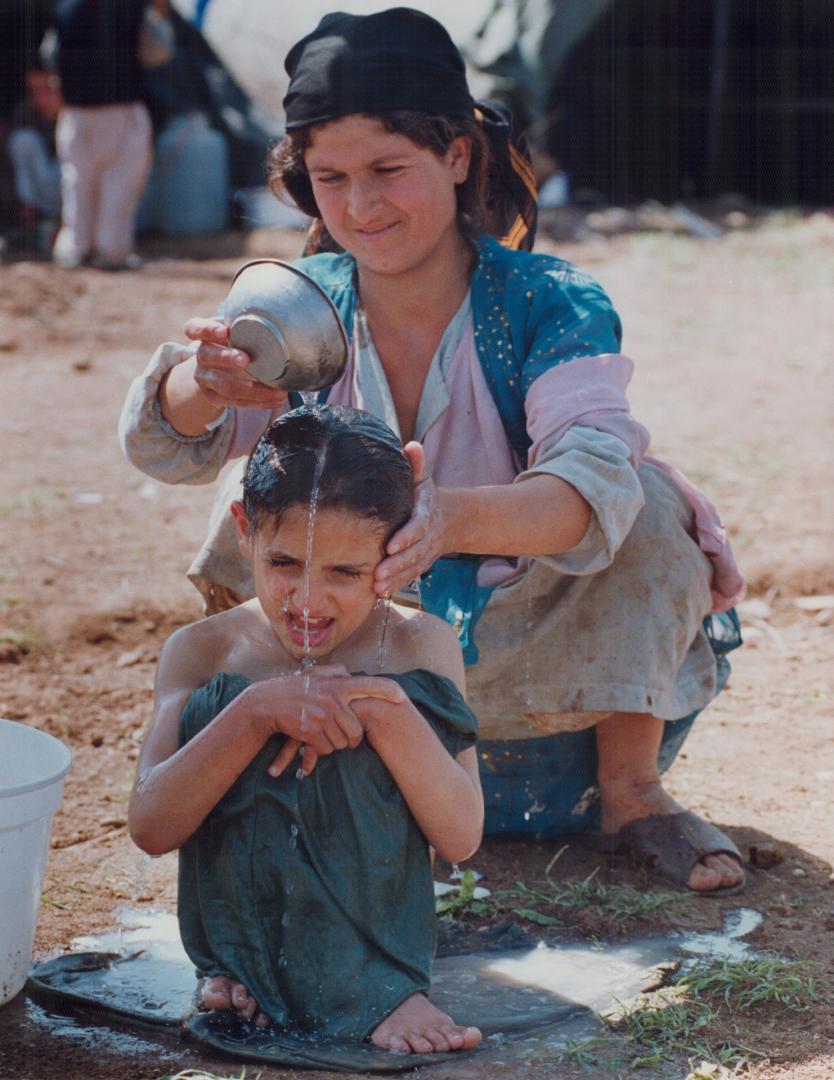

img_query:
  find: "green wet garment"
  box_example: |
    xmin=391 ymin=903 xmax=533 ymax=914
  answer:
xmin=177 ymin=668 xmax=478 ymax=1040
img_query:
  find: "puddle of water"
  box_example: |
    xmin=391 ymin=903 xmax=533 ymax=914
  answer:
xmin=20 ymin=905 xmax=764 ymax=1072
xmin=482 ymin=907 xmax=762 ymax=1017
xmin=11 ymin=904 xmax=766 ymax=1080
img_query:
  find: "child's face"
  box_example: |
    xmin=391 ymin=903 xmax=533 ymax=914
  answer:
xmin=233 ymin=502 xmax=386 ymax=662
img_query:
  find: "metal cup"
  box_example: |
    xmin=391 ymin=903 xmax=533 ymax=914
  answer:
xmin=223 ymin=259 xmax=348 ymax=391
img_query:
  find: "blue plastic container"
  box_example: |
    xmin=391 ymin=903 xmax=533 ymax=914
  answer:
xmin=139 ymin=112 xmax=229 ymax=234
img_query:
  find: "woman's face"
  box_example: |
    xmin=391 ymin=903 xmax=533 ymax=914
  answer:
xmin=303 ymin=115 xmax=471 ymax=277
xmin=233 ymin=502 xmax=386 ymax=663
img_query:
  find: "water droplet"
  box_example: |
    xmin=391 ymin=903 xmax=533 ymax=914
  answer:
xmin=375 ymin=595 xmax=392 ymax=672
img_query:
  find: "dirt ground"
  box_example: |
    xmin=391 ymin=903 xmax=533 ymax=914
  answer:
xmin=0 ymin=212 xmax=832 ymax=1080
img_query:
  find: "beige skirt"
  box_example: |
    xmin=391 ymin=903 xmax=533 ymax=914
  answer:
xmin=466 ymin=463 xmax=716 ymax=738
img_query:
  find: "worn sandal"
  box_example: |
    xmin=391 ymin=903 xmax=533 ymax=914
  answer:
xmin=605 ymin=810 xmax=746 ymax=895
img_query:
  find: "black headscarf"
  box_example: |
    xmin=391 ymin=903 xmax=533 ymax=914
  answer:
xmin=283 ymin=7 xmax=537 ymax=252
xmin=284 ymin=8 xmax=475 ymax=128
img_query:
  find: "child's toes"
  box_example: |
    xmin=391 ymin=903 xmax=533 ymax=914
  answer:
xmin=404 ymin=1032 xmax=435 ymax=1054
xmin=422 ymin=1027 xmax=451 ymax=1052
xmin=254 ymin=1011 xmax=271 ymax=1029
xmin=230 ymin=982 xmax=257 ymax=1020
xmin=200 ymin=976 xmax=232 ymax=1010
xmin=444 ymin=1027 xmax=465 ymax=1049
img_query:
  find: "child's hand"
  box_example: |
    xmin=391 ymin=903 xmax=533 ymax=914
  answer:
xmin=265 ymin=671 xmax=406 ymax=779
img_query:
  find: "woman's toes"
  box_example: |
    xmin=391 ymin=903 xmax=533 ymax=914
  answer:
xmin=688 ymin=860 xmax=722 ymax=890
xmin=715 ymin=853 xmax=744 ymax=884
xmin=689 ymin=854 xmax=744 ymax=891
xmin=201 ymin=976 xmax=232 ymax=1009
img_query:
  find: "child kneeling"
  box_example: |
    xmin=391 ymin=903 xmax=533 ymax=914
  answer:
xmin=128 ymin=406 xmax=483 ymax=1054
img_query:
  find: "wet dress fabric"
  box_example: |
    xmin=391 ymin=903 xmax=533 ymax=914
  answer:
xmin=177 ymin=668 xmax=478 ymax=1040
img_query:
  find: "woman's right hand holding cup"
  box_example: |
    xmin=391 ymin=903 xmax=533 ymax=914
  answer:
xmin=183 ymin=317 xmax=289 ymax=412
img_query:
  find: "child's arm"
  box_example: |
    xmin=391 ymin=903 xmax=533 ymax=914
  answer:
xmin=350 ymin=620 xmax=484 ymax=865
xmin=128 ymin=623 xmax=401 ymax=856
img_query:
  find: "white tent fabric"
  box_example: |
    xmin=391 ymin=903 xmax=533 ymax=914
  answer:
xmin=171 ymin=0 xmax=493 ymax=119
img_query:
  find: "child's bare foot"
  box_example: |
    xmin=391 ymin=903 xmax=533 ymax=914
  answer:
xmin=199 ymin=975 xmax=271 ymax=1028
xmin=371 ymin=993 xmax=481 ymax=1054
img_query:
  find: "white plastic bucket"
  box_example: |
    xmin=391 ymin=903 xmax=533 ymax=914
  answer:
xmin=0 ymin=718 xmax=71 ymax=1005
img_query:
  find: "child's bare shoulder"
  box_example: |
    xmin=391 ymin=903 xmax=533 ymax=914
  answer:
xmin=386 ymin=605 xmax=465 ymax=689
xmin=159 ymin=602 xmax=263 ymax=685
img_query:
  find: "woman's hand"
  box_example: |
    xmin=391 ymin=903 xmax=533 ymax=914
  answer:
xmin=263 ymin=666 xmax=407 ymax=778
xmin=374 ymin=442 xmax=451 ymax=597
xmin=183 ymin=317 xmax=289 ymax=412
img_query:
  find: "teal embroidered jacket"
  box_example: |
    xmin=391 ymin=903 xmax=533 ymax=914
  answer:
xmin=293 ymin=234 xmax=622 ymax=662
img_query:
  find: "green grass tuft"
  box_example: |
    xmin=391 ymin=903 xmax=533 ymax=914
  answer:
xmin=0 ymin=628 xmax=47 ymax=653
xmin=502 ymin=857 xmax=692 ymax=927
xmin=681 ymin=955 xmax=817 ymax=1012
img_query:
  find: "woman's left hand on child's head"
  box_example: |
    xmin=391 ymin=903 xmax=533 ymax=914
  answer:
xmin=375 ymin=442 xmax=450 ymax=597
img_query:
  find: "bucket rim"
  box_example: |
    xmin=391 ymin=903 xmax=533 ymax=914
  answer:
xmin=0 ymin=718 xmax=72 ymax=800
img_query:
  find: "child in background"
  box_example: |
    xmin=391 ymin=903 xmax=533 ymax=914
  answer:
xmin=128 ymin=405 xmax=483 ymax=1055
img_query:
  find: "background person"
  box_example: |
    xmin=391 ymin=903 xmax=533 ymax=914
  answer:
xmin=6 ymin=65 xmax=63 ymax=248
xmin=52 ymin=0 xmax=154 ymax=269
xmin=120 ymin=8 xmax=746 ymax=895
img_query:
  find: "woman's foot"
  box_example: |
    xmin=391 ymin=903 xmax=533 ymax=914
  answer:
xmin=596 ymin=713 xmax=744 ymax=893
xmin=371 ymin=993 xmax=482 ymax=1054
xmin=199 ymin=975 xmax=271 ymax=1027
xmin=601 ymin=779 xmax=744 ymax=892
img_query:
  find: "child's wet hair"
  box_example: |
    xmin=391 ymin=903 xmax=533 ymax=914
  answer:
xmin=242 ymin=405 xmax=413 ymax=542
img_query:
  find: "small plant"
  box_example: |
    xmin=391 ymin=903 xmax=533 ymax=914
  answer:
xmin=0 ymin=628 xmax=46 ymax=654
xmin=0 ymin=490 xmax=63 ymax=516
xmin=607 ymin=986 xmax=750 ymax=1069
xmin=503 ymin=853 xmax=691 ymax=927
xmin=435 ymin=868 xmax=495 ymax=919
xmin=601 ymin=954 xmax=818 ymax=1069
xmin=558 ymin=1034 xmax=622 ymax=1068
xmin=681 ymin=955 xmax=817 ymax=1012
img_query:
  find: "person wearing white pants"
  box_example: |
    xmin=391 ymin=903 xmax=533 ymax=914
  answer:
xmin=53 ymin=101 xmax=152 ymax=268
xmin=52 ymin=0 xmax=153 ymax=269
